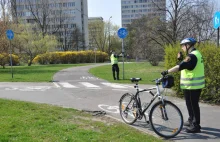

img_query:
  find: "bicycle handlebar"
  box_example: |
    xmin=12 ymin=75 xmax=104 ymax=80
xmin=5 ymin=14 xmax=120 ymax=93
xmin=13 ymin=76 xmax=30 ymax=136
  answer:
xmin=152 ymin=76 xmax=164 ymax=84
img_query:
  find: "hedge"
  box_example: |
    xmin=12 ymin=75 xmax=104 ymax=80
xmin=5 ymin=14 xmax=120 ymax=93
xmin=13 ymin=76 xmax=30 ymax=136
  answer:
xmin=33 ymin=50 xmax=108 ymax=64
xmin=164 ymin=42 xmax=220 ymax=104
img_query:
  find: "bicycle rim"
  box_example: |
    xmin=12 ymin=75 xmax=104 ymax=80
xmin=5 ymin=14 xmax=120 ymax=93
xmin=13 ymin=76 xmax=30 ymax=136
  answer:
xmin=119 ymin=93 xmax=137 ymax=124
xmin=149 ymin=100 xmax=183 ymax=138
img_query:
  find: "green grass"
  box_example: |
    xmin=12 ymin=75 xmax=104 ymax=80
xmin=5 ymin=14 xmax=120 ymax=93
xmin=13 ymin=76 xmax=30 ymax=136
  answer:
xmin=0 ymin=99 xmax=164 ymax=142
xmin=89 ymin=62 xmax=165 ymax=84
xmin=0 ymin=64 xmax=90 ymax=82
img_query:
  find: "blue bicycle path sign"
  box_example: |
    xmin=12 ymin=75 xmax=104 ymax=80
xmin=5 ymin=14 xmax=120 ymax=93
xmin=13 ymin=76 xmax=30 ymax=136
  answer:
xmin=6 ymin=29 xmax=14 ymax=40
xmin=213 ymin=12 xmax=220 ymax=29
xmin=117 ymin=28 xmax=128 ymax=39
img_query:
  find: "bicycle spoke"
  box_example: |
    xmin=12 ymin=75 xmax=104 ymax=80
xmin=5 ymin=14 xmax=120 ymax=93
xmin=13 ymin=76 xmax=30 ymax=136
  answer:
xmin=149 ymin=101 xmax=183 ymax=138
xmin=119 ymin=93 xmax=137 ymax=124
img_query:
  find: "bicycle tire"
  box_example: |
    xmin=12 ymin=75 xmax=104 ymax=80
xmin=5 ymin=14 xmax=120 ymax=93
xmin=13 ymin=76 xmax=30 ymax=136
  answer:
xmin=149 ymin=100 xmax=183 ymax=138
xmin=119 ymin=93 xmax=138 ymax=124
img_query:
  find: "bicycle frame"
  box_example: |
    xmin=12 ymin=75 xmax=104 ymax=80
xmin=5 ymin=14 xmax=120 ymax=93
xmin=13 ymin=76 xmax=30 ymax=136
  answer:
xmin=132 ymin=78 xmax=166 ymax=118
xmin=120 ymin=76 xmax=183 ymax=138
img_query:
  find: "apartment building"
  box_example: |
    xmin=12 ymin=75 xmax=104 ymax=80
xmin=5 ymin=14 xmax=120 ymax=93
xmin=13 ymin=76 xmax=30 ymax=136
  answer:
xmin=121 ymin=0 xmax=166 ymax=27
xmin=88 ymin=17 xmax=104 ymax=50
xmin=15 ymin=0 xmax=89 ymax=50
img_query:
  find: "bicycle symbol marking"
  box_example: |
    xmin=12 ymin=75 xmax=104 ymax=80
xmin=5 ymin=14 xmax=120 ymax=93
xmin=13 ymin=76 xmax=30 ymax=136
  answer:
xmin=5 ymin=86 xmax=51 ymax=91
xmin=98 ymin=104 xmax=119 ymax=114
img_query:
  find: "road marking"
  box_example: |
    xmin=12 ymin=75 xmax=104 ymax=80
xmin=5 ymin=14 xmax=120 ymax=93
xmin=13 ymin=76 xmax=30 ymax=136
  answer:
xmin=59 ymin=82 xmax=78 ymax=88
xmin=53 ymin=82 xmax=60 ymax=88
xmin=101 ymin=82 xmax=128 ymax=88
xmin=98 ymin=104 xmax=119 ymax=113
xmin=80 ymin=82 xmax=100 ymax=88
xmin=5 ymin=86 xmax=51 ymax=91
xmin=80 ymin=76 xmax=99 ymax=80
xmin=112 ymin=89 xmax=129 ymax=91
xmin=5 ymin=87 xmax=18 ymax=91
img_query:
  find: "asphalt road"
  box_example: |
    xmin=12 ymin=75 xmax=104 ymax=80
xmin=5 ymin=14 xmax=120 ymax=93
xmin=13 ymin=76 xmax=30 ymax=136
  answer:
xmin=0 ymin=63 xmax=219 ymax=142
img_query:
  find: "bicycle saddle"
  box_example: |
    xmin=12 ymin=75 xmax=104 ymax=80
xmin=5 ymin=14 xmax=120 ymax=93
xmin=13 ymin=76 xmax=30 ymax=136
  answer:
xmin=130 ymin=78 xmax=142 ymax=82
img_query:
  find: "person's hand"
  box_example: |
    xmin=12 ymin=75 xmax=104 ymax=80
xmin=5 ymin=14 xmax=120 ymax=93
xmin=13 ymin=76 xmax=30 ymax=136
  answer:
xmin=177 ymin=52 xmax=183 ymax=61
xmin=161 ymin=70 xmax=168 ymax=76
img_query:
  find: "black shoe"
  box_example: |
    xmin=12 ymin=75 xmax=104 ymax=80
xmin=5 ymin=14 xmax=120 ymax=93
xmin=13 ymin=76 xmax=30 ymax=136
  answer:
xmin=185 ymin=127 xmax=201 ymax=133
xmin=116 ymin=78 xmax=120 ymax=80
xmin=184 ymin=121 xmax=191 ymax=127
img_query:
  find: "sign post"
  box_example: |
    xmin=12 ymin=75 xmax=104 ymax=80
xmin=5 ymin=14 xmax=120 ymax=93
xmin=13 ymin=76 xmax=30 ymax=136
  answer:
xmin=213 ymin=12 xmax=220 ymax=47
xmin=94 ymin=48 xmax=97 ymax=63
xmin=6 ymin=29 xmax=14 ymax=78
xmin=117 ymin=28 xmax=128 ymax=80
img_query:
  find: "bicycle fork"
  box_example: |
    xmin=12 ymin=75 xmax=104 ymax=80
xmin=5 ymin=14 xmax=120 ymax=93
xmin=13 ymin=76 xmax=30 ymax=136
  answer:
xmin=160 ymin=102 xmax=169 ymax=121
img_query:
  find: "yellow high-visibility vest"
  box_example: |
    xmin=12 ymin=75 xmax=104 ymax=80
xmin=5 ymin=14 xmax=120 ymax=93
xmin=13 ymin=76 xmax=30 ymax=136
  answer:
xmin=110 ymin=54 xmax=118 ymax=65
xmin=180 ymin=50 xmax=205 ymax=89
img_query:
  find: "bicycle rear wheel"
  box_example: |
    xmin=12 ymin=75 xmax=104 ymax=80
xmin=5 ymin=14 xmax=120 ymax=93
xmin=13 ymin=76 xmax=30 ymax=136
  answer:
xmin=119 ymin=93 xmax=137 ymax=124
xmin=149 ymin=100 xmax=183 ymax=138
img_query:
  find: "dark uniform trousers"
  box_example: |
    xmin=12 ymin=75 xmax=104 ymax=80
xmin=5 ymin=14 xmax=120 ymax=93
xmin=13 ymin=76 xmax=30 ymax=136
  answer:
xmin=183 ymin=89 xmax=201 ymax=128
xmin=112 ymin=64 xmax=119 ymax=80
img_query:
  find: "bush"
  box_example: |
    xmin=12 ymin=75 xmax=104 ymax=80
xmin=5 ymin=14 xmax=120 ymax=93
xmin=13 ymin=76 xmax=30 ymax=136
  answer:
xmin=148 ymin=46 xmax=164 ymax=66
xmin=33 ymin=50 xmax=108 ymax=65
xmin=164 ymin=42 xmax=220 ymax=104
xmin=0 ymin=53 xmax=19 ymax=68
xmin=9 ymin=54 xmax=20 ymax=66
xmin=0 ymin=53 xmax=9 ymax=68
xmin=33 ymin=53 xmax=49 ymax=65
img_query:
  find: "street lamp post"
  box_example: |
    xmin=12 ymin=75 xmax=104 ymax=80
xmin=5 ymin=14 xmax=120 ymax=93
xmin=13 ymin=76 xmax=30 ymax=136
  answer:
xmin=108 ymin=16 xmax=112 ymax=55
xmin=94 ymin=48 xmax=97 ymax=63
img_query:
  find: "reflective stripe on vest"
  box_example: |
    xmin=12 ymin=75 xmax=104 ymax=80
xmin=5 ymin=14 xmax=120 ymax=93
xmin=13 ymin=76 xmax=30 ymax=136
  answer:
xmin=110 ymin=54 xmax=118 ymax=65
xmin=180 ymin=50 xmax=205 ymax=89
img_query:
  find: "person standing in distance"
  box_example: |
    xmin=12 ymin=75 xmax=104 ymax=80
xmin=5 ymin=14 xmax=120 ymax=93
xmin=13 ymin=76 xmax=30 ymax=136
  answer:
xmin=110 ymin=50 xmax=120 ymax=80
xmin=161 ymin=38 xmax=205 ymax=133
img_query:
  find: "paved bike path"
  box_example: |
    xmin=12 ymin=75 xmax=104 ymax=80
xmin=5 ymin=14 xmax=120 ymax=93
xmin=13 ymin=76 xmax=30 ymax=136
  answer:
xmin=47 ymin=63 xmax=220 ymax=142
xmin=0 ymin=63 xmax=219 ymax=142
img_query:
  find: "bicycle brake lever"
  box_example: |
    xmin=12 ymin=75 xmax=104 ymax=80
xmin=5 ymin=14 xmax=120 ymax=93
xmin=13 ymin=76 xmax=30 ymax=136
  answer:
xmin=151 ymin=80 xmax=155 ymax=82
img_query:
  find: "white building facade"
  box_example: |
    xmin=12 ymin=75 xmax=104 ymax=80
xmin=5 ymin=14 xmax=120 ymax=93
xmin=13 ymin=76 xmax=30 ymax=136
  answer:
xmin=121 ymin=0 xmax=166 ymax=27
xmin=15 ymin=0 xmax=89 ymax=50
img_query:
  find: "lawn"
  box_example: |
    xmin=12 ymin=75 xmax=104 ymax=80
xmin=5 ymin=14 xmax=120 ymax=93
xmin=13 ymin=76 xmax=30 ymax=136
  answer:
xmin=0 ymin=62 xmax=165 ymax=83
xmin=89 ymin=62 xmax=165 ymax=84
xmin=0 ymin=99 xmax=164 ymax=142
xmin=0 ymin=64 xmax=90 ymax=82
xmin=0 ymin=62 xmax=167 ymax=141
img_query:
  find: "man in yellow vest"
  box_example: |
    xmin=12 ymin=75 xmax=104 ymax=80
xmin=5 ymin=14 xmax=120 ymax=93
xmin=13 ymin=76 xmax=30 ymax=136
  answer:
xmin=110 ymin=50 xmax=120 ymax=80
xmin=161 ymin=38 xmax=205 ymax=133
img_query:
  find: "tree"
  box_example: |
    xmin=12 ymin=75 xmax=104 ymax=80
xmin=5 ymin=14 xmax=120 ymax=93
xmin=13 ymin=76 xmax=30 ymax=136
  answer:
xmin=125 ymin=15 xmax=164 ymax=63
xmin=0 ymin=0 xmax=11 ymax=68
xmin=14 ymin=23 xmax=58 ymax=66
xmin=125 ymin=0 xmax=216 ymax=64
xmin=109 ymin=24 xmax=121 ymax=54
xmin=9 ymin=0 xmax=18 ymax=23
xmin=88 ymin=20 xmax=107 ymax=52
xmin=18 ymin=0 xmax=68 ymax=37
xmin=151 ymin=0 xmax=215 ymax=45
xmin=71 ymin=26 xmax=85 ymax=51
xmin=0 ymin=0 xmax=8 ymax=22
xmin=88 ymin=20 xmax=121 ymax=54
xmin=0 ymin=21 xmax=9 ymax=68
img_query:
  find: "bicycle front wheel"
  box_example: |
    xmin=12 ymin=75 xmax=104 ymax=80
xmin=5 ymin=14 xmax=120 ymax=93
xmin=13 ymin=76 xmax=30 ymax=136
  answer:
xmin=149 ymin=100 xmax=183 ymax=138
xmin=119 ymin=93 xmax=137 ymax=125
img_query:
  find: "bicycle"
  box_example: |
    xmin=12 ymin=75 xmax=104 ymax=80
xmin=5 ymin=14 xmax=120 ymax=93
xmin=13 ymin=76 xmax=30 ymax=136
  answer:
xmin=119 ymin=75 xmax=183 ymax=138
